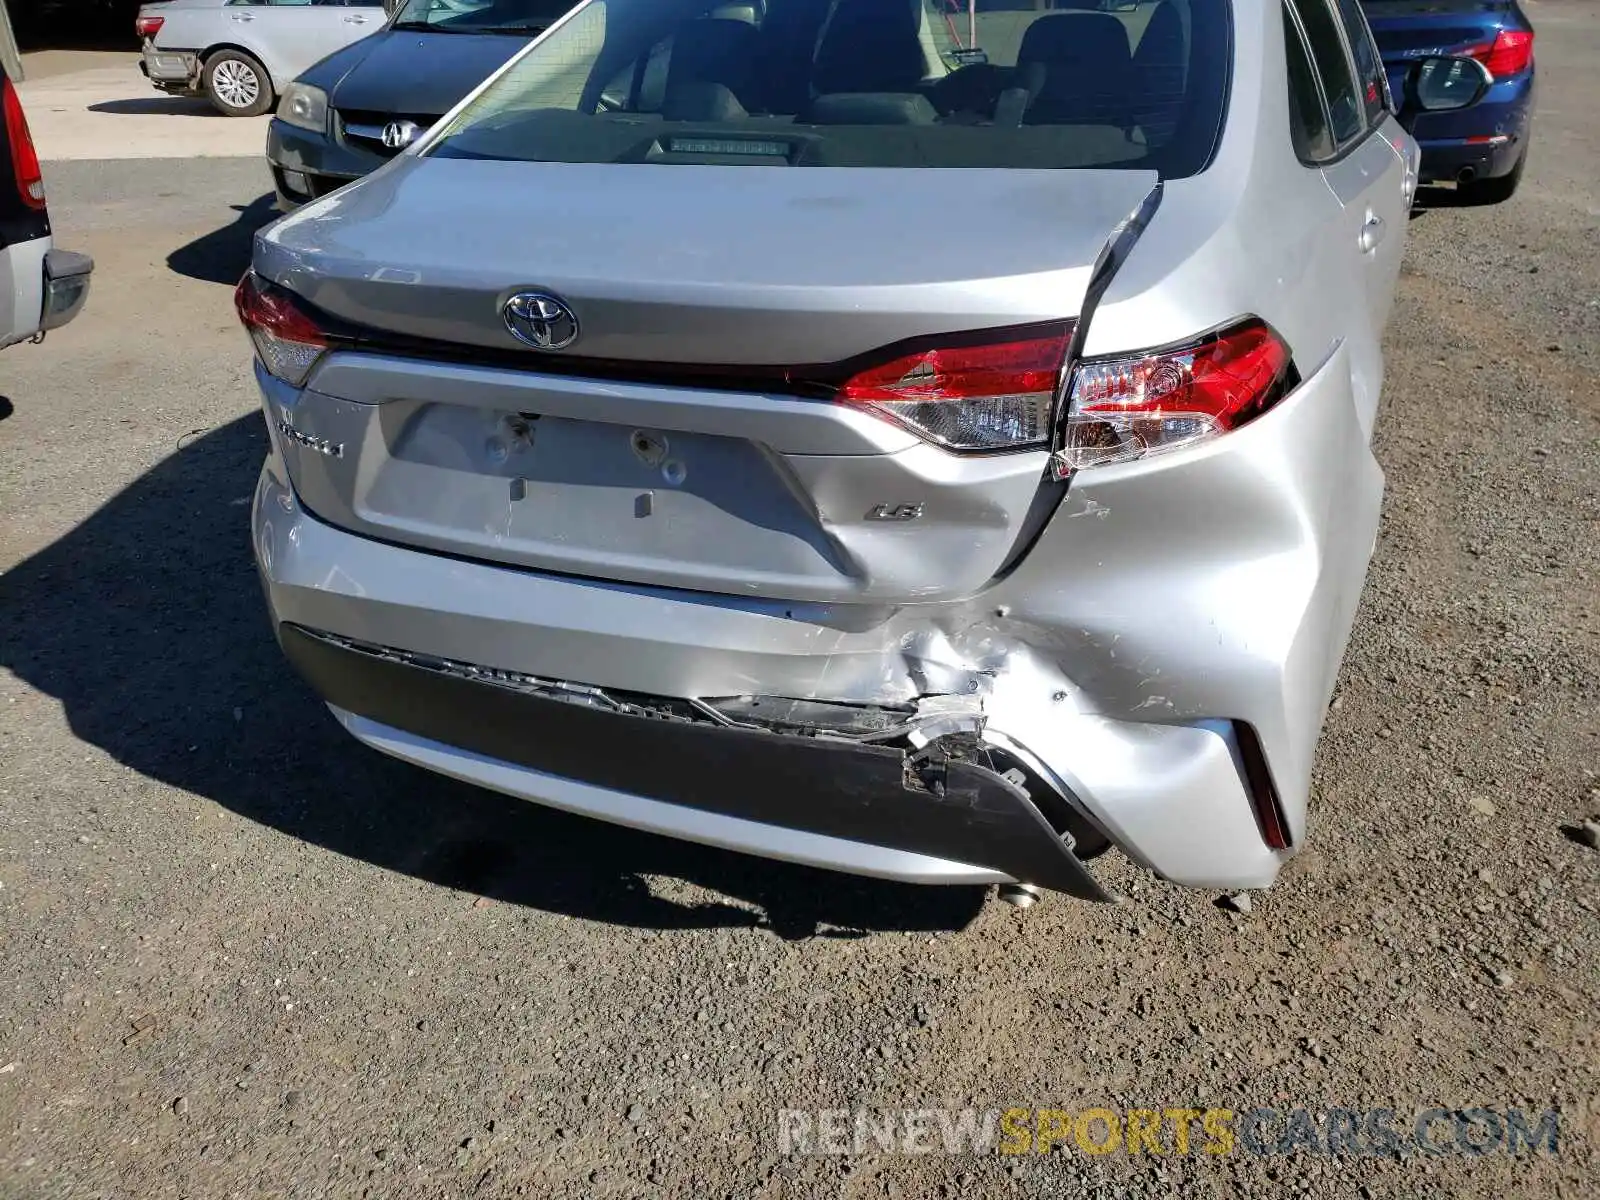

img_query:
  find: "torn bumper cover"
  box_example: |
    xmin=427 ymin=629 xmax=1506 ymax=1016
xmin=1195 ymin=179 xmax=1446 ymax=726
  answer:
xmin=140 ymin=48 xmax=201 ymax=90
xmin=278 ymin=623 xmax=1112 ymax=900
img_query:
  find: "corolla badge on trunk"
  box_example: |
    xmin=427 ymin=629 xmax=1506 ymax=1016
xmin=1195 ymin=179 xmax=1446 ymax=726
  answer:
xmin=502 ymin=292 xmax=580 ymax=351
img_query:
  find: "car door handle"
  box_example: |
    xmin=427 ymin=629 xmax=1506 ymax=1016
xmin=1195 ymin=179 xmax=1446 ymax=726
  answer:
xmin=344 ymin=14 xmax=368 ymax=22
xmin=230 ymin=11 xmax=254 ymax=20
xmin=1359 ymin=212 xmax=1386 ymax=254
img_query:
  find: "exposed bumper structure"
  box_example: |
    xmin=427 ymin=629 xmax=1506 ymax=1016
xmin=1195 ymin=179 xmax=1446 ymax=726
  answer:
xmin=140 ymin=47 xmax=200 ymax=91
xmin=279 ymin=623 xmax=1110 ymax=897
xmin=251 ymin=337 xmax=1383 ymax=895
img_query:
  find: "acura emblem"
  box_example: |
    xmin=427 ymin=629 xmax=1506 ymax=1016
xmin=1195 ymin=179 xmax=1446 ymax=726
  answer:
xmin=381 ymin=120 xmax=420 ymax=151
xmin=502 ymin=291 xmax=580 ymax=351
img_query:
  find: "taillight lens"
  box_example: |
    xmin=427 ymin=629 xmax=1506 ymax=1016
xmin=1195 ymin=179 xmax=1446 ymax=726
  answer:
xmin=2 ymin=77 xmax=45 ymax=211
xmin=836 ymin=324 xmax=1071 ymax=451
xmin=1467 ymin=29 xmax=1534 ymax=78
xmin=234 ymin=272 xmax=334 ymax=386
xmin=135 ymin=15 xmax=165 ymax=39
xmin=1059 ymin=319 xmax=1292 ymax=471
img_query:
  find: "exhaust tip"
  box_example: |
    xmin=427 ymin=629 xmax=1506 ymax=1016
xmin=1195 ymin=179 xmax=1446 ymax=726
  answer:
xmin=1457 ymin=165 xmax=1478 ymax=184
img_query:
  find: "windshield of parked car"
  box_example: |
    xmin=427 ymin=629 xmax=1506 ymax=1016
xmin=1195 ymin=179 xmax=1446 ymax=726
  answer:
xmin=425 ymin=0 xmax=1230 ymax=174
xmin=391 ymin=0 xmax=576 ymax=34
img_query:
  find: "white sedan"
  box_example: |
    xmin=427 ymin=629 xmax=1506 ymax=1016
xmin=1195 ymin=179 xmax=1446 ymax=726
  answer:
xmin=135 ymin=0 xmax=393 ymax=117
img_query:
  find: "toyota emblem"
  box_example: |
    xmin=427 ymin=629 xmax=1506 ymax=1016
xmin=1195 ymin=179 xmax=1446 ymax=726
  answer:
xmin=381 ymin=120 xmax=420 ymax=151
xmin=502 ymin=291 xmax=580 ymax=351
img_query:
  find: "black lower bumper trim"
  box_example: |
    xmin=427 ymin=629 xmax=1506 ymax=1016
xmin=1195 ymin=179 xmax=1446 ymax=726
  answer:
xmin=278 ymin=624 xmax=1109 ymax=900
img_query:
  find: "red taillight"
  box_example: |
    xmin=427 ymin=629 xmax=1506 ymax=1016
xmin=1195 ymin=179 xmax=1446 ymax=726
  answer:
xmin=836 ymin=323 xmax=1071 ymax=451
xmin=135 ymin=15 xmax=165 ymax=39
xmin=2 ymin=77 xmax=45 ymax=211
xmin=1466 ymin=29 xmax=1534 ymax=79
xmin=234 ymin=272 xmax=334 ymax=386
xmin=1059 ymin=319 xmax=1292 ymax=471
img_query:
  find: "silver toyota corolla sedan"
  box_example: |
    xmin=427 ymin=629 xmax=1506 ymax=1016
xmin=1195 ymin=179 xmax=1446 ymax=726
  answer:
xmin=241 ymin=0 xmax=1489 ymax=901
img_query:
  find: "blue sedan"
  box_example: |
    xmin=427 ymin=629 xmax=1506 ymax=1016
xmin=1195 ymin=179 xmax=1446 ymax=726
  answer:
xmin=267 ymin=0 xmax=576 ymax=209
xmin=1362 ymin=0 xmax=1536 ymax=203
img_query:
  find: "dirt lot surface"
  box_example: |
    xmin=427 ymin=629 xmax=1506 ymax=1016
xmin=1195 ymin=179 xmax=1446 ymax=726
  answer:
xmin=15 ymin=52 xmax=270 ymax=162
xmin=2 ymin=3 xmax=1597 ymax=1197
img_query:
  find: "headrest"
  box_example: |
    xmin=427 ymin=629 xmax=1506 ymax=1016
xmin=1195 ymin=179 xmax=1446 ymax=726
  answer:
xmin=666 ymin=17 xmax=762 ymax=90
xmin=1018 ymin=13 xmax=1133 ymax=67
xmin=1137 ymin=1 xmax=1185 ymax=61
xmin=812 ymin=0 xmax=927 ymax=95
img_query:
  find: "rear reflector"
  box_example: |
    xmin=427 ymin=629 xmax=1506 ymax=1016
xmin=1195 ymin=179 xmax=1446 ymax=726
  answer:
xmin=135 ymin=16 xmax=165 ymax=39
xmin=836 ymin=323 xmax=1072 ymax=451
xmin=234 ymin=272 xmax=336 ymax=387
xmin=1058 ymin=318 xmax=1292 ymax=472
xmin=1234 ymin=722 xmax=1291 ymax=851
xmin=1466 ymin=29 xmax=1534 ymax=79
xmin=2 ymin=77 xmax=45 ymax=211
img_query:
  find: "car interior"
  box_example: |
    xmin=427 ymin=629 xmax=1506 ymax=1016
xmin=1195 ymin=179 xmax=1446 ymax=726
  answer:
xmin=600 ymin=0 xmax=1191 ymax=131
xmin=434 ymin=0 xmax=1227 ymax=173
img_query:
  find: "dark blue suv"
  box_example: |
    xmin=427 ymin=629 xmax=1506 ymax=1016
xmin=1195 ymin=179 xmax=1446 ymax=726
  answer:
xmin=267 ymin=0 xmax=576 ymax=208
xmin=1361 ymin=0 xmax=1535 ymax=203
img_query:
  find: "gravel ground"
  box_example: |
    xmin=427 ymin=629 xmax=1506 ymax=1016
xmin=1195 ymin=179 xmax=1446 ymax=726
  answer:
xmin=2 ymin=4 xmax=1597 ymax=1196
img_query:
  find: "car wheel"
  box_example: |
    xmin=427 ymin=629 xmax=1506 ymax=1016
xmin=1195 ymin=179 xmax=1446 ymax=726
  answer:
xmin=203 ymin=50 xmax=273 ymax=118
xmin=1457 ymin=147 xmax=1527 ymax=206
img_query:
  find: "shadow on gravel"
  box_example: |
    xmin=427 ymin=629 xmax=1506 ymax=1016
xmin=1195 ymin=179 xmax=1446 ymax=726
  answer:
xmin=1411 ymin=184 xmax=1485 ymax=213
xmin=167 ymin=194 xmax=278 ymax=287
xmin=88 ymin=98 xmax=221 ymax=118
xmin=0 ymin=417 xmax=986 ymax=940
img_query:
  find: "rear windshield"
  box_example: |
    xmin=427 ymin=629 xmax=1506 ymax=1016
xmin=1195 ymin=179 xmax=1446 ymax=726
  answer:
xmin=427 ymin=0 xmax=1232 ymax=175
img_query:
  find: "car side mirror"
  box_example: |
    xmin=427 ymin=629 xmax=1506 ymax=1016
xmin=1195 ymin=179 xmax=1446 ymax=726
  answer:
xmin=1397 ymin=55 xmax=1493 ymax=131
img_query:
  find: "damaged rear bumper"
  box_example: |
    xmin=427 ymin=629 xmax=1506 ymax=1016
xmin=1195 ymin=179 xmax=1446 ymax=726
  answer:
xmin=252 ymin=338 xmax=1381 ymax=896
xmin=279 ymin=623 xmax=1110 ymax=898
xmin=140 ymin=47 xmax=200 ymax=90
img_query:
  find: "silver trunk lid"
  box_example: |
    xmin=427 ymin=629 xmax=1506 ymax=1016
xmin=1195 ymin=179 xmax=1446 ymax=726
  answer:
xmin=257 ymin=159 xmax=1158 ymax=604
xmin=258 ymin=158 xmax=1156 ymax=363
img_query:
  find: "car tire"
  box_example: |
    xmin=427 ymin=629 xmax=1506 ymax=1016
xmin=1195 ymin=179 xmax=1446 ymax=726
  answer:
xmin=1457 ymin=147 xmax=1527 ymax=206
xmin=203 ymin=50 xmax=274 ymax=118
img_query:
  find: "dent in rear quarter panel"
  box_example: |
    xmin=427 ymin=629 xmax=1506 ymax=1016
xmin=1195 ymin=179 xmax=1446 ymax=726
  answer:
xmin=1025 ymin=1 xmax=1384 ymax=845
xmin=1271 ymin=343 xmax=1385 ymax=845
xmin=994 ymin=340 xmax=1381 ymax=852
